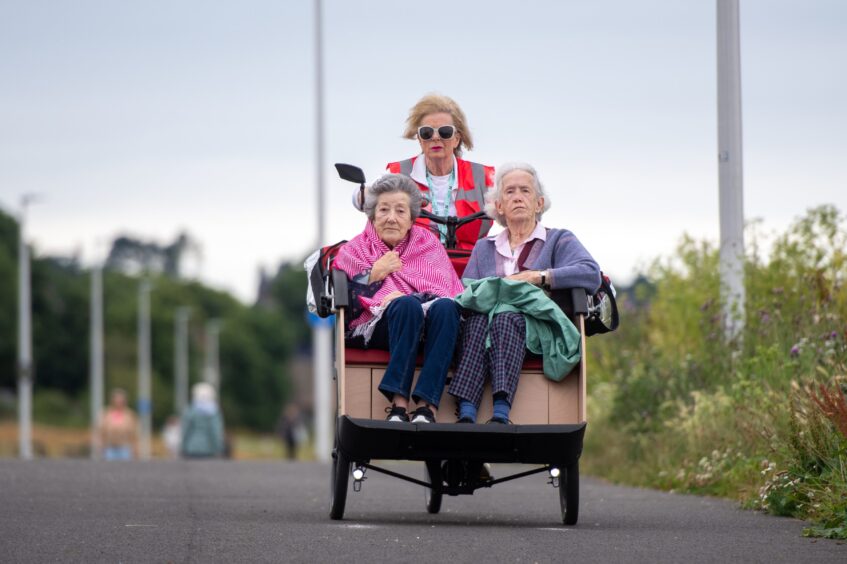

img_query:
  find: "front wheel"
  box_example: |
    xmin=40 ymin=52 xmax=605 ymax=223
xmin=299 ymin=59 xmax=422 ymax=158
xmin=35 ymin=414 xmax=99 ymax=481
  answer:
xmin=329 ymin=448 xmax=351 ymax=520
xmin=559 ymin=462 xmax=579 ymax=525
xmin=424 ymin=460 xmax=443 ymax=514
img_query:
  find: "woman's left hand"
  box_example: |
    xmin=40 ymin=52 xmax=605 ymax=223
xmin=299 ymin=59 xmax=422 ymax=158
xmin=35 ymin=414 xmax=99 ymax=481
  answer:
xmin=506 ymin=270 xmax=543 ymax=285
xmin=380 ymin=290 xmax=405 ymax=307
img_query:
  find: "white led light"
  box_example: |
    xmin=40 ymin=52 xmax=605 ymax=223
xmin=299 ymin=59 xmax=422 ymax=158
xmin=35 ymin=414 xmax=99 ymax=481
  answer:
xmin=352 ymin=468 xmax=365 ymax=481
xmin=549 ymin=467 xmax=561 ymax=478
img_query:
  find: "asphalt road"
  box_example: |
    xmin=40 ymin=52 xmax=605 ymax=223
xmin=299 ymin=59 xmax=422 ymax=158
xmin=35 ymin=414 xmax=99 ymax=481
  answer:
xmin=0 ymin=459 xmax=844 ymax=563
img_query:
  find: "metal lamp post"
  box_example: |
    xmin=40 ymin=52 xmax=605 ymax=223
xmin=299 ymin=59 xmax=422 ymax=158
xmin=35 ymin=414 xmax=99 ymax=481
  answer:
xmin=174 ymin=307 xmax=190 ymax=415
xmin=17 ymin=195 xmax=38 ymax=460
xmin=312 ymin=0 xmax=332 ymax=463
xmin=137 ymin=279 xmax=153 ymax=460
xmin=717 ymin=0 xmax=746 ymax=339
xmin=90 ymin=260 xmax=104 ymax=458
xmin=203 ymin=319 xmax=221 ymax=391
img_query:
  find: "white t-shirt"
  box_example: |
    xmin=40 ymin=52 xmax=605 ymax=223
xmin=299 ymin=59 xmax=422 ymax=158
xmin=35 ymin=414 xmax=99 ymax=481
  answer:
xmin=426 ymin=172 xmax=454 ymax=216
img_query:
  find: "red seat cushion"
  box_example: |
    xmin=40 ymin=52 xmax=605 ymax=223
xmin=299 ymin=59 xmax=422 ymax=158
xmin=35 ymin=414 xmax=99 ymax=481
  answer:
xmin=522 ymin=356 xmax=544 ymax=370
xmin=345 ymin=347 xmax=545 ymax=370
xmin=345 ymin=348 xmax=413 ymax=365
xmin=448 ymin=251 xmax=470 ymax=278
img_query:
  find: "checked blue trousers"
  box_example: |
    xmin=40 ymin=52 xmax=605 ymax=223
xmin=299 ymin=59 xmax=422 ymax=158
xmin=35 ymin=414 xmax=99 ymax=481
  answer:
xmin=448 ymin=311 xmax=526 ymax=407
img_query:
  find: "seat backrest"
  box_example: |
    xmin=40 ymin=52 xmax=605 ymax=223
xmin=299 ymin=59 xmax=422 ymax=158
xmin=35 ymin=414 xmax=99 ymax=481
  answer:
xmin=447 ymin=249 xmax=471 ymax=278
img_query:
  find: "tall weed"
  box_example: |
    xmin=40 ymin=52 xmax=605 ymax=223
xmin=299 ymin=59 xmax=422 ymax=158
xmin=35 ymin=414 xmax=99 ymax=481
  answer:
xmin=585 ymin=205 xmax=847 ymax=537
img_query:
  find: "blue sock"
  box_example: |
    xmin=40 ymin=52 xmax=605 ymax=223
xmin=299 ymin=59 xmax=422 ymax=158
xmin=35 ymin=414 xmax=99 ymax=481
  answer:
xmin=459 ymin=400 xmax=477 ymax=422
xmin=493 ymin=397 xmax=511 ymax=421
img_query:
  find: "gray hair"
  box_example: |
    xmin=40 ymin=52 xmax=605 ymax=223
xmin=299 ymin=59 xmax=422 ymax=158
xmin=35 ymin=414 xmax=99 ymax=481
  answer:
xmin=484 ymin=162 xmax=552 ymax=227
xmin=363 ymin=174 xmax=423 ymax=222
xmin=192 ymin=382 xmax=217 ymax=404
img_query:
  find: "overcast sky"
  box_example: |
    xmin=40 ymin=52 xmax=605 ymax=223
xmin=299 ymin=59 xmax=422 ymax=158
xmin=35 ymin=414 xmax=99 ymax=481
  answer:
xmin=1 ymin=0 xmax=844 ymax=302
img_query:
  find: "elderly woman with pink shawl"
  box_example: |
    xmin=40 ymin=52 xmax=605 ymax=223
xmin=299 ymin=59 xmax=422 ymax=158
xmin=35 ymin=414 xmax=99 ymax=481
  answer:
xmin=335 ymin=174 xmax=464 ymax=424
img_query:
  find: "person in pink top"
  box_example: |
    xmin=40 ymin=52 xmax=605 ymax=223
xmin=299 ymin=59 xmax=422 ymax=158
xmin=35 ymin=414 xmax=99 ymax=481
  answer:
xmin=98 ymin=388 xmax=138 ymax=460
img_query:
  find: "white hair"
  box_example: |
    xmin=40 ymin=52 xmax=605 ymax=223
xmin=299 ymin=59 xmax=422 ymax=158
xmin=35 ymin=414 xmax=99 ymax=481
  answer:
xmin=192 ymin=382 xmax=217 ymax=404
xmin=484 ymin=162 xmax=552 ymax=227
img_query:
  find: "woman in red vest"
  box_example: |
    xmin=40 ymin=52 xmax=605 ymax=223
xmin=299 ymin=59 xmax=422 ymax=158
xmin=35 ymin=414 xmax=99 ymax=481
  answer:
xmin=356 ymin=94 xmax=495 ymax=250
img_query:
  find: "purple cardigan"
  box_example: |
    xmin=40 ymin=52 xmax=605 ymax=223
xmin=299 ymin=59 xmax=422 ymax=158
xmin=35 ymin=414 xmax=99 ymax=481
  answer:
xmin=462 ymin=227 xmax=602 ymax=292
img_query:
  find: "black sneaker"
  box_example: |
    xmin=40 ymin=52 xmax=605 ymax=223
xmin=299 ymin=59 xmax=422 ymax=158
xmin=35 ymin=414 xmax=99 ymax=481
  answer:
xmin=411 ymin=406 xmax=436 ymax=423
xmin=456 ymin=416 xmax=475 ymax=424
xmin=385 ymin=405 xmax=409 ymax=423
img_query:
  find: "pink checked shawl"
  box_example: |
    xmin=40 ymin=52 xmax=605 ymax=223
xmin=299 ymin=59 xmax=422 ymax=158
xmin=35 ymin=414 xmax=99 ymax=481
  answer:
xmin=335 ymin=222 xmax=464 ymax=330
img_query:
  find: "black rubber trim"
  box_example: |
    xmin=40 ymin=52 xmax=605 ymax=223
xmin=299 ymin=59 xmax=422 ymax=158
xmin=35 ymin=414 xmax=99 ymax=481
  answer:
xmin=335 ymin=415 xmax=585 ymax=467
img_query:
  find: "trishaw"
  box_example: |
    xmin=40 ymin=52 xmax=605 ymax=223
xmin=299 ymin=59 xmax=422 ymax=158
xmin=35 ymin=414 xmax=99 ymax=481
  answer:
xmin=316 ymin=164 xmax=591 ymax=525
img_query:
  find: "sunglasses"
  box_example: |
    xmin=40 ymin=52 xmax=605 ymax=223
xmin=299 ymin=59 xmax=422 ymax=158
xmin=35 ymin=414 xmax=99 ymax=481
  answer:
xmin=417 ymin=125 xmax=456 ymax=141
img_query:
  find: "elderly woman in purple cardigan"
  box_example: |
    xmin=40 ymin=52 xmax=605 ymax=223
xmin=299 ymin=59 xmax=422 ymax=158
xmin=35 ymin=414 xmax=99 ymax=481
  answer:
xmin=448 ymin=162 xmax=602 ymax=424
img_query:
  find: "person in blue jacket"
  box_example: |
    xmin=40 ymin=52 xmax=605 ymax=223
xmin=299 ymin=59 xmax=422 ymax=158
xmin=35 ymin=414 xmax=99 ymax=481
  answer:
xmin=181 ymin=382 xmax=225 ymax=458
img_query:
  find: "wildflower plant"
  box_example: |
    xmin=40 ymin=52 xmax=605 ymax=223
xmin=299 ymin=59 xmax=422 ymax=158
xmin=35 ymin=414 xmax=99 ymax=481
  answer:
xmin=584 ymin=205 xmax=847 ymax=538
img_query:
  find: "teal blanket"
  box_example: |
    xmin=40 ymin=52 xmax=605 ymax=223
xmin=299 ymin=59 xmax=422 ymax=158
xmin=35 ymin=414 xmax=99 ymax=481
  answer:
xmin=456 ymin=277 xmax=581 ymax=381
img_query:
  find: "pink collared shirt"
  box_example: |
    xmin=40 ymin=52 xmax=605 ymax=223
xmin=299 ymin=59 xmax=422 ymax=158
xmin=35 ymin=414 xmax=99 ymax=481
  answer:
xmin=492 ymin=222 xmax=547 ymax=276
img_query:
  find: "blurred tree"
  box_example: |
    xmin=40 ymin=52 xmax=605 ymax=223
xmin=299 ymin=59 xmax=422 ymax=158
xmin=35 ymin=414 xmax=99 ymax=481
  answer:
xmin=259 ymin=260 xmax=311 ymax=350
xmin=105 ymin=232 xmax=201 ymax=277
xmin=0 ymin=208 xmax=18 ymax=390
xmin=0 ymin=208 xmax=301 ymax=431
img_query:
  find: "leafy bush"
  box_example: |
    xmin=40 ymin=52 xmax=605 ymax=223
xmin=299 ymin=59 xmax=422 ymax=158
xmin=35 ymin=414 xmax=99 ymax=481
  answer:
xmin=585 ymin=205 xmax=847 ymax=538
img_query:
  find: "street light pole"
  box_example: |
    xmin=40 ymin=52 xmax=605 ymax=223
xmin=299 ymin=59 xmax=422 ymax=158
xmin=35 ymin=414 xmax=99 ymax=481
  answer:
xmin=137 ymin=279 xmax=153 ymax=460
xmin=174 ymin=308 xmax=190 ymax=415
xmin=203 ymin=319 xmax=221 ymax=391
xmin=90 ymin=262 xmax=104 ymax=459
xmin=717 ymin=0 xmax=746 ymax=339
xmin=312 ymin=0 xmax=332 ymax=463
xmin=17 ymin=195 xmax=36 ymax=460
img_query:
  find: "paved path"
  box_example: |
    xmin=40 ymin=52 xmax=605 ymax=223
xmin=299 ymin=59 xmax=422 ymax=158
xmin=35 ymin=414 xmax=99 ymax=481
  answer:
xmin=0 ymin=460 xmax=843 ymax=563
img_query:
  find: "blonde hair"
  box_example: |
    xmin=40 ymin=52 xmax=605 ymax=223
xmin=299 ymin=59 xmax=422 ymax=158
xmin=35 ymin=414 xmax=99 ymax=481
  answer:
xmin=402 ymin=93 xmax=473 ymax=156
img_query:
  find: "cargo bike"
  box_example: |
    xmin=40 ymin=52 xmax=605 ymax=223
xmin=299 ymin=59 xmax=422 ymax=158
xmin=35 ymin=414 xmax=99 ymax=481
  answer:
xmin=315 ymin=164 xmax=596 ymax=526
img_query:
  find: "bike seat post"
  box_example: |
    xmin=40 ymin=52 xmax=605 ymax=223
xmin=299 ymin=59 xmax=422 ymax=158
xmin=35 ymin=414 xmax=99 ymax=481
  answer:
xmin=446 ymin=216 xmax=459 ymax=250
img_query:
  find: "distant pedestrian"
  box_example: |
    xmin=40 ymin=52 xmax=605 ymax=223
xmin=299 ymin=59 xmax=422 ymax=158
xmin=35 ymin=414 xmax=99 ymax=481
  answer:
xmin=181 ymin=383 xmax=225 ymax=459
xmin=276 ymin=404 xmax=306 ymax=460
xmin=99 ymin=388 xmax=138 ymax=460
xmin=162 ymin=415 xmax=181 ymax=459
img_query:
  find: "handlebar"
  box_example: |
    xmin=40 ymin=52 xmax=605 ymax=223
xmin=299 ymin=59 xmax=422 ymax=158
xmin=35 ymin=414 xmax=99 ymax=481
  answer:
xmin=334 ymin=162 xmax=490 ymax=250
xmin=419 ymin=209 xmax=489 ymax=250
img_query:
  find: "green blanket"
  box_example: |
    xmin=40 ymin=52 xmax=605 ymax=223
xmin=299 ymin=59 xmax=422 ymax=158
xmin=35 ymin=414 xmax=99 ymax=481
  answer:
xmin=456 ymin=277 xmax=581 ymax=381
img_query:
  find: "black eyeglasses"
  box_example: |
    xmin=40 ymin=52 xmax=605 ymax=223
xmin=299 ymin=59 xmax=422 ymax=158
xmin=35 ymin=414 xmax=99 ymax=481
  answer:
xmin=417 ymin=125 xmax=456 ymax=141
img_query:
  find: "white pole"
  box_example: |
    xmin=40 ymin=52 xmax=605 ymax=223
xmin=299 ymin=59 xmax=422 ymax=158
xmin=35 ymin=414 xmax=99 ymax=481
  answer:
xmin=137 ymin=279 xmax=152 ymax=460
xmin=203 ymin=319 xmax=221 ymax=391
xmin=314 ymin=324 xmax=332 ymax=461
xmin=17 ymin=196 xmax=35 ymax=460
xmin=717 ymin=0 xmax=746 ymax=339
xmin=312 ymin=0 xmax=332 ymax=463
xmin=90 ymin=264 xmax=104 ymax=459
xmin=174 ymin=307 xmax=190 ymax=415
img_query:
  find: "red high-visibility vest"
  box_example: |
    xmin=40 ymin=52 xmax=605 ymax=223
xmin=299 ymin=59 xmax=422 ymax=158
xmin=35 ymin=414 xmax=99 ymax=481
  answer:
xmin=387 ymin=156 xmax=494 ymax=250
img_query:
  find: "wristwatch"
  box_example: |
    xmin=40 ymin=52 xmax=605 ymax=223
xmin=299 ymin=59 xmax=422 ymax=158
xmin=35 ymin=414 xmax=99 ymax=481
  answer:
xmin=539 ymin=270 xmax=546 ymax=288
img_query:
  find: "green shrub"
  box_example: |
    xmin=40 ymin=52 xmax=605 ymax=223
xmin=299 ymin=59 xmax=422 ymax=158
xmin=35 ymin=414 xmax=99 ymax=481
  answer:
xmin=33 ymin=389 xmax=87 ymax=427
xmin=587 ymin=205 xmax=847 ymax=538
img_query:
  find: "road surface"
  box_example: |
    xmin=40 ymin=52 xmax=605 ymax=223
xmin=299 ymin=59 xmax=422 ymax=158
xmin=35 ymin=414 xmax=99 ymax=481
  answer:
xmin=0 ymin=459 xmax=844 ymax=563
